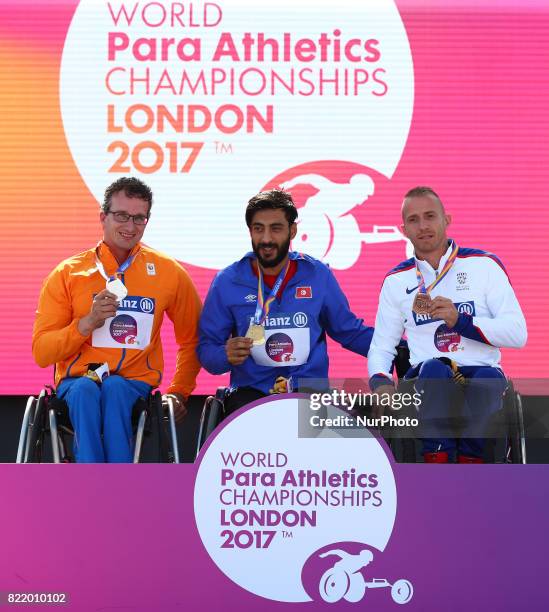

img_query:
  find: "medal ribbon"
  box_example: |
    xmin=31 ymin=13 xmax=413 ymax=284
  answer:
xmin=95 ymin=250 xmax=137 ymax=283
xmin=253 ymin=258 xmax=292 ymax=325
xmin=415 ymin=241 xmax=459 ymax=294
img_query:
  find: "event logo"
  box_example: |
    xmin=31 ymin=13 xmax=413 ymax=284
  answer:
xmin=266 ymin=332 xmax=294 ymax=362
xmin=434 ymin=324 xmax=462 ymax=353
xmin=109 ymin=313 xmax=138 ymax=344
xmin=194 ymin=398 xmax=409 ymax=603
xmin=305 ymin=546 xmax=413 ymax=604
xmin=60 ymin=0 xmax=414 ymax=270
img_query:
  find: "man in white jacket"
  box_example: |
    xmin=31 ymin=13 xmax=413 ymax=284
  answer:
xmin=367 ymin=186 xmax=527 ymax=463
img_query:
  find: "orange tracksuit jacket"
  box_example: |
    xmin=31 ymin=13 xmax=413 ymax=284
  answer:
xmin=32 ymin=241 xmax=202 ymax=397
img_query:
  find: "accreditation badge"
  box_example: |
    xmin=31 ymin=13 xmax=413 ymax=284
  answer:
xmin=250 ymin=312 xmax=311 ymax=367
xmin=92 ymin=295 xmax=155 ymax=350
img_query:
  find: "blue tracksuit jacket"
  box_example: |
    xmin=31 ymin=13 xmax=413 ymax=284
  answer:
xmin=198 ymin=251 xmax=373 ymax=394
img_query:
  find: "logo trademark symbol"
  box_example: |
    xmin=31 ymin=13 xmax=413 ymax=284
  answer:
xmin=215 ymin=141 xmax=233 ymax=154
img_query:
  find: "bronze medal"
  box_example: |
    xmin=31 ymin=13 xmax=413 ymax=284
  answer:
xmin=412 ymin=293 xmax=432 ymax=314
xmin=246 ymin=323 xmax=265 ymax=345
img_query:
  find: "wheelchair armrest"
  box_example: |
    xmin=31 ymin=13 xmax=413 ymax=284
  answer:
xmin=393 ymin=341 xmax=411 ymax=380
xmin=131 ymin=396 xmax=150 ymax=427
xmin=215 ymin=387 xmax=229 ymax=401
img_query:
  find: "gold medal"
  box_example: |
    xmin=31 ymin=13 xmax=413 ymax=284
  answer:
xmin=246 ymin=322 xmax=265 ymax=345
xmin=412 ymin=293 xmax=432 ymax=314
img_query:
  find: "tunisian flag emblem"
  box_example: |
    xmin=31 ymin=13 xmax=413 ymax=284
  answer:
xmin=296 ymin=286 xmax=312 ymax=299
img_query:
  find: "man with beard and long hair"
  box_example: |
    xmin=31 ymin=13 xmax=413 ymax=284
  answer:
xmin=198 ymin=189 xmax=373 ymax=413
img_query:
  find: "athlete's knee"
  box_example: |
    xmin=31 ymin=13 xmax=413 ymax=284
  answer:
xmin=469 ymin=367 xmax=505 ymax=381
xmin=467 ymin=368 xmax=507 ymax=397
xmin=101 ymin=375 xmax=138 ymax=423
xmin=101 ymin=374 xmax=129 ymax=396
xmin=62 ymin=378 xmax=102 ymax=428
xmin=418 ymin=358 xmax=451 ymax=380
xmin=63 ymin=376 xmax=101 ymax=402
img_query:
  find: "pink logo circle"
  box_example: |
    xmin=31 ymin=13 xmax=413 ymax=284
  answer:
xmin=434 ymin=324 xmax=461 ymax=353
xmin=110 ymin=314 xmax=138 ymax=344
xmin=266 ymin=333 xmax=294 ymax=363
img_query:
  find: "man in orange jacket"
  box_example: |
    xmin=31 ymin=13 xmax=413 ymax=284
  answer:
xmin=32 ymin=177 xmax=201 ymax=462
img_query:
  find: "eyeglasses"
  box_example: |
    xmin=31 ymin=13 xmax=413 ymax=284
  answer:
xmin=107 ymin=210 xmax=149 ymax=226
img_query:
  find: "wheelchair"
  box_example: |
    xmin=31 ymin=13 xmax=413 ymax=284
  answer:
xmin=384 ymin=344 xmax=527 ymax=464
xmin=196 ymin=387 xmax=229 ymax=459
xmin=17 ymin=386 xmax=180 ymax=463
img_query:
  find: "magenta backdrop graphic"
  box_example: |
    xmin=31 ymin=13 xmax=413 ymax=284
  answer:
xmin=0 ymin=465 xmax=547 ymax=610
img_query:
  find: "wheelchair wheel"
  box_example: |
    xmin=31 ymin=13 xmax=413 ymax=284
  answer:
xmin=391 ymin=579 xmax=413 ymax=604
xmin=385 ymin=378 xmax=419 ymax=463
xmin=25 ymin=389 xmax=49 ymax=462
xmin=319 ymin=568 xmax=350 ymax=603
xmin=132 ymin=398 xmax=149 ymax=464
xmin=196 ymin=395 xmax=224 ymax=458
xmin=16 ymin=396 xmax=37 ymax=463
xmin=343 ymin=572 xmax=366 ymax=602
xmin=151 ymin=391 xmax=174 ymax=463
xmin=505 ymin=384 xmax=526 ymax=464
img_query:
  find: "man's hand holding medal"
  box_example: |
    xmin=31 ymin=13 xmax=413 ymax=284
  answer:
xmin=427 ymin=295 xmax=459 ymax=327
xmin=412 ymin=293 xmax=459 ymax=328
xmin=225 ymin=336 xmax=254 ymax=366
xmin=78 ymin=289 xmax=119 ymax=336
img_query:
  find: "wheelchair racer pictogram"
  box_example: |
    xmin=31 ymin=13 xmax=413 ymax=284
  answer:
xmin=282 ymin=173 xmax=413 ymax=269
xmin=318 ymin=548 xmax=413 ymax=604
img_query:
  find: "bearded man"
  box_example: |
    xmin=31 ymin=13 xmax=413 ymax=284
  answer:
xmin=198 ymin=188 xmax=373 ymax=413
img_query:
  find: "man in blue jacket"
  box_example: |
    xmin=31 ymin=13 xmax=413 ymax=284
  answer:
xmin=198 ymin=189 xmax=374 ymax=413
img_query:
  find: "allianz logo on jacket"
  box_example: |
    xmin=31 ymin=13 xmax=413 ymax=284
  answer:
xmin=259 ymin=312 xmax=309 ymax=329
xmin=412 ymin=301 xmax=475 ymax=326
xmin=120 ymin=297 xmax=155 ymax=314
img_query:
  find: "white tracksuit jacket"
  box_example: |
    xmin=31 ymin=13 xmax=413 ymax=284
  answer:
xmin=367 ymin=241 xmax=527 ymax=380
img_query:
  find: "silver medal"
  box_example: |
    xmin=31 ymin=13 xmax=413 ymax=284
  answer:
xmin=106 ymin=278 xmax=128 ymax=300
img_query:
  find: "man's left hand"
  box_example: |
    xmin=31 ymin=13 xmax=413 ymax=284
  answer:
xmin=163 ymin=392 xmax=188 ymax=423
xmin=428 ymin=296 xmax=459 ymax=328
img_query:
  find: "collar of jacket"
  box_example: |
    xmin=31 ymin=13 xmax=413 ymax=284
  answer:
xmin=414 ymin=238 xmax=455 ymax=275
xmin=95 ymin=240 xmax=142 ymax=276
xmin=230 ymin=251 xmax=319 ymax=290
